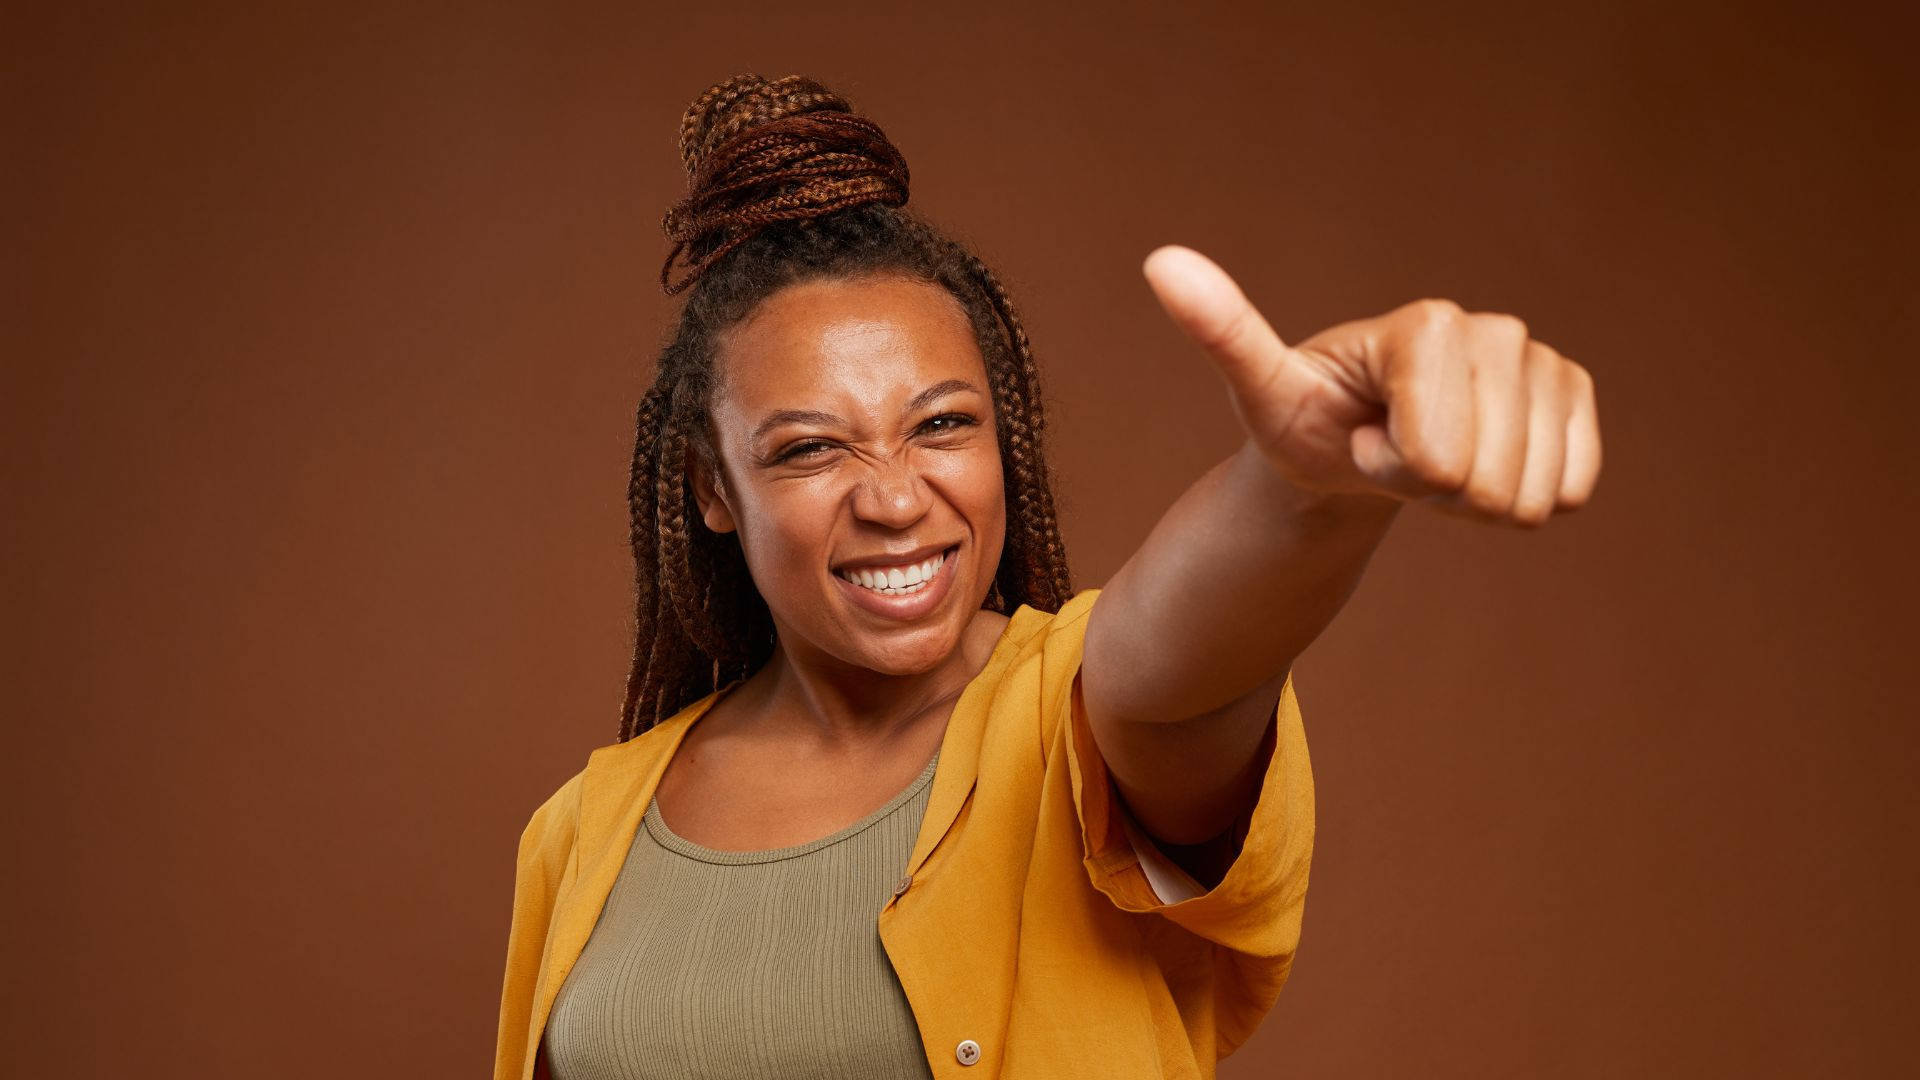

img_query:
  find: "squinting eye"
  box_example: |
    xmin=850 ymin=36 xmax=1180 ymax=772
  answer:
xmin=778 ymin=440 xmax=831 ymax=462
xmin=922 ymin=413 xmax=978 ymax=435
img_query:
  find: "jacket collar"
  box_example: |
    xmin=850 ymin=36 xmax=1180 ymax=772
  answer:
xmin=524 ymin=609 xmax=1050 ymax=1076
xmin=572 ymin=606 xmax=1044 ymax=900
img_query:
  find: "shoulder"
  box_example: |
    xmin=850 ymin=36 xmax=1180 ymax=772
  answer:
xmin=518 ymin=768 xmax=586 ymax=856
xmin=523 ymin=696 xmax=711 ymax=840
xmin=1004 ymin=588 xmax=1101 ymax=651
xmin=1014 ymin=587 xmax=1103 ymax=667
xmin=976 ymin=588 xmax=1103 ymax=684
xmin=968 ymin=589 xmax=1105 ymax=729
xmin=1050 ymin=588 xmax=1099 ymax=628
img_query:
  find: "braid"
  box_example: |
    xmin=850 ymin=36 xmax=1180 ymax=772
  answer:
xmin=662 ymin=75 xmax=907 ymax=295
xmin=617 ymin=74 xmax=1074 ymax=739
xmin=963 ymin=253 xmax=1074 ymax=608
xmin=617 ymin=386 xmax=667 ymax=743
xmin=652 ymin=407 xmax=701 ymax=643
xmin=678 ymin=74 xmax=847 ymax=169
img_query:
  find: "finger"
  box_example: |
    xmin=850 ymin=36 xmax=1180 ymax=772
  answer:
xmin=1509 ymin=342 xmax=1574 ymax=527
xmin=1349 ymin=421 xmax=1450 ymax=501
xmin=1350 ymin=300 xmax=1476 ymax=500
xmin=1448 ymin=313 xmax=1531 ymax=519
xmin=1557 ymin=361 xmax=1602 ymax=508
xmin=1141 ymin=245 xmax=1293 ymax=401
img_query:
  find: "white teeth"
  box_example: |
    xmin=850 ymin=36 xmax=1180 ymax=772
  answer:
xmin=839 ymin=549 xmax=950 ymax=596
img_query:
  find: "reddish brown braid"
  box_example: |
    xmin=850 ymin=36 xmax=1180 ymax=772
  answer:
xmin=661 ymin=75 xmax=909 ymax=295
xmin=618 ymin=74 xmax=1074 ymax=741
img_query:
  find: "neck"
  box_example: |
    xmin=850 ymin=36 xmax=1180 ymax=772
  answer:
xmin=732 ymin=609 xmax=1010 ymax=751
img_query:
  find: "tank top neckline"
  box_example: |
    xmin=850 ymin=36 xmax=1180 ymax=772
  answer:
xmin=643 ymin=746 xmax=942 ymax=866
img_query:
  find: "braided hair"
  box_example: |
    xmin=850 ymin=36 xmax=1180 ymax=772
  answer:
xmin=619 ymin=74 xmax=1073 ymax=741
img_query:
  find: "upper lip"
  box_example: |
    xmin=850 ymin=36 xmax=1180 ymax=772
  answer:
xmin=832 ymin=541 xmax=958 ymax=573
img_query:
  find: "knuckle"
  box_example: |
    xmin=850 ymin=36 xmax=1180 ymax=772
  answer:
xmin=1565 ymin=359 xmax=1595 ymax=396
xmin=1403 ymin=439 xmax=1471 ymax=493
xmin=1523 ymin=340 xmax=1562 ymax=381
xmin=1461 ymin=479 xmax=1511 ymax=516
xmin=1201 ymin=303 xmax=1256 ymax=355
xmin=1406 ymin=297 xmax=1463 ymax=329
xmin=1480 ymin=311 xmax=1529 ymax=343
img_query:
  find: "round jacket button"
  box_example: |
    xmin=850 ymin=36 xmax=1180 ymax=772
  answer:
xmin=955 ymin=1039 xmax=981 ymax=1066
xmin=892 ymin=876 xmax=912 ymax=897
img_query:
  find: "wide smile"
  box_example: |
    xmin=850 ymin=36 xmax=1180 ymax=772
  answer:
xmin=831 ymin=543 xmax=962 ymax=621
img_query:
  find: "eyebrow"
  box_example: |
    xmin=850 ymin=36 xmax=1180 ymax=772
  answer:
xmin=748 ymin=378 xmax=983 ymax=444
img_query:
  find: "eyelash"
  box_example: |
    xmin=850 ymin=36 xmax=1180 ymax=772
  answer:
xmin=777 ymin=413 xmax=979 ymax=463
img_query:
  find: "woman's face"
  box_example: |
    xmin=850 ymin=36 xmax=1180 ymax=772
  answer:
xmin=693 ymin=273 xmax=1007 ymax=678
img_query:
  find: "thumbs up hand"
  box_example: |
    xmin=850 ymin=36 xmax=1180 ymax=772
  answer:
xmin=1141 ymin=245 xmax=1602 ymax=526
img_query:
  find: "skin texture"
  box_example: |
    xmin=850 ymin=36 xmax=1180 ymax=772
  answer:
xmin=1081 ymin=245 xmax=1599 ymax=857
xmin=658 ymin=274 xmax=1012 ymax=851
xmin=659 ymin=252 xmax=1603 ymax=882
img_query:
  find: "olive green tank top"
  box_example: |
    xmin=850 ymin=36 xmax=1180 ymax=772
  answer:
xmin=543 ymin=748 xmax=942 ymax=1080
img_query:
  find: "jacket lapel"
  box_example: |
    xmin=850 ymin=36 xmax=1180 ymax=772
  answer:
xmin=528 ymin=607 xmax=1042 ymax=1076
xmin=898 ymin=607 xmax=1038 ymax=878
xmin=524 ymin=698 xmax=711 ymax=1071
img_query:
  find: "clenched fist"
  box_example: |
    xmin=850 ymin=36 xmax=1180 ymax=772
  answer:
xmin=1142 ymin=245 xmax=1601 ymax=527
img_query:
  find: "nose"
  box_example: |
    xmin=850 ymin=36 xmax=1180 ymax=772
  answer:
xmin=850 ymin=453 xmax=933 ymax=530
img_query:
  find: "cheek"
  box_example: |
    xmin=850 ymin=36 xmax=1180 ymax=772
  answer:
xmin=730 ymin=482 xmax=838 ymax=588
xmin=928 ymin=445 xmax=1007 ymax=529
xmin=971 ymin=443 xmax=1007 ymax=508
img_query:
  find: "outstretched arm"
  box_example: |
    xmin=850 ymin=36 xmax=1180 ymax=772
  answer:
xmin=1082 ymin=246 xmax=1601 ymax=857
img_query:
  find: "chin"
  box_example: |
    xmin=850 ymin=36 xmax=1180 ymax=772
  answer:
xmin=843 ymin=618 xmax=965 ymax=676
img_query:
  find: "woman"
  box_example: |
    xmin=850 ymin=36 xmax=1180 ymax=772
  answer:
xmin=494 ymin=74 xmax=1600 ymax=1080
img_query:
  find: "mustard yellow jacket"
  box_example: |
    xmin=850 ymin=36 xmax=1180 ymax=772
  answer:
xmin=494 ymin=588 xmax=1314 ymax=1079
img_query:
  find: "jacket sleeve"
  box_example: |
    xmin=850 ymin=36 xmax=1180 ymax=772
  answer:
xmin=493 ymin=770 xmax=584 ymax=1080
xmin=1043 ymin=588 xmax=1316 ymax=1052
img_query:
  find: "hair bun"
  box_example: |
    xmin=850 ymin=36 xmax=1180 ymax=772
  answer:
xmin=661 ymin=74 xmax=911 ymax=295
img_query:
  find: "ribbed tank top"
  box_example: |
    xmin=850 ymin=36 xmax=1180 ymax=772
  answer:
xmin=543 ymin=747 xmax=942 ymax=1080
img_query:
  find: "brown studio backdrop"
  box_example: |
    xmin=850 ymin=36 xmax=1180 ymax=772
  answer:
xmin=5 ymin=2 xmax=1914 ymax=1076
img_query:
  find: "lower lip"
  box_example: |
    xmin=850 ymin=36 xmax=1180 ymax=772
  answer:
xmin=833 ymin=545 xmax=961 ymax=622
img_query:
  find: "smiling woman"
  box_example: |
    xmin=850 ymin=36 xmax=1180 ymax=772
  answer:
xmin=493 ymin=71 xmax=1599 ymax=1080
xmin=687 ymin=275 xmax=1009 ymax=681
xmin=618 ymin=115 xmax=1074 ymax=738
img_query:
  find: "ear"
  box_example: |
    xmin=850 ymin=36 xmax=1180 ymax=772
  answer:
xmin=689 ymin=446 xmax=738 ymax=534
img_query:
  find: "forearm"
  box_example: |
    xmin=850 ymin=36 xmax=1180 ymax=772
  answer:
xmin=1087 ymin=437 xmax=1401 ymax=724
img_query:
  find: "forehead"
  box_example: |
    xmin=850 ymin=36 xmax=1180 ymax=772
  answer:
xmin=710 ymin=275 xmax=987 ymax=424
